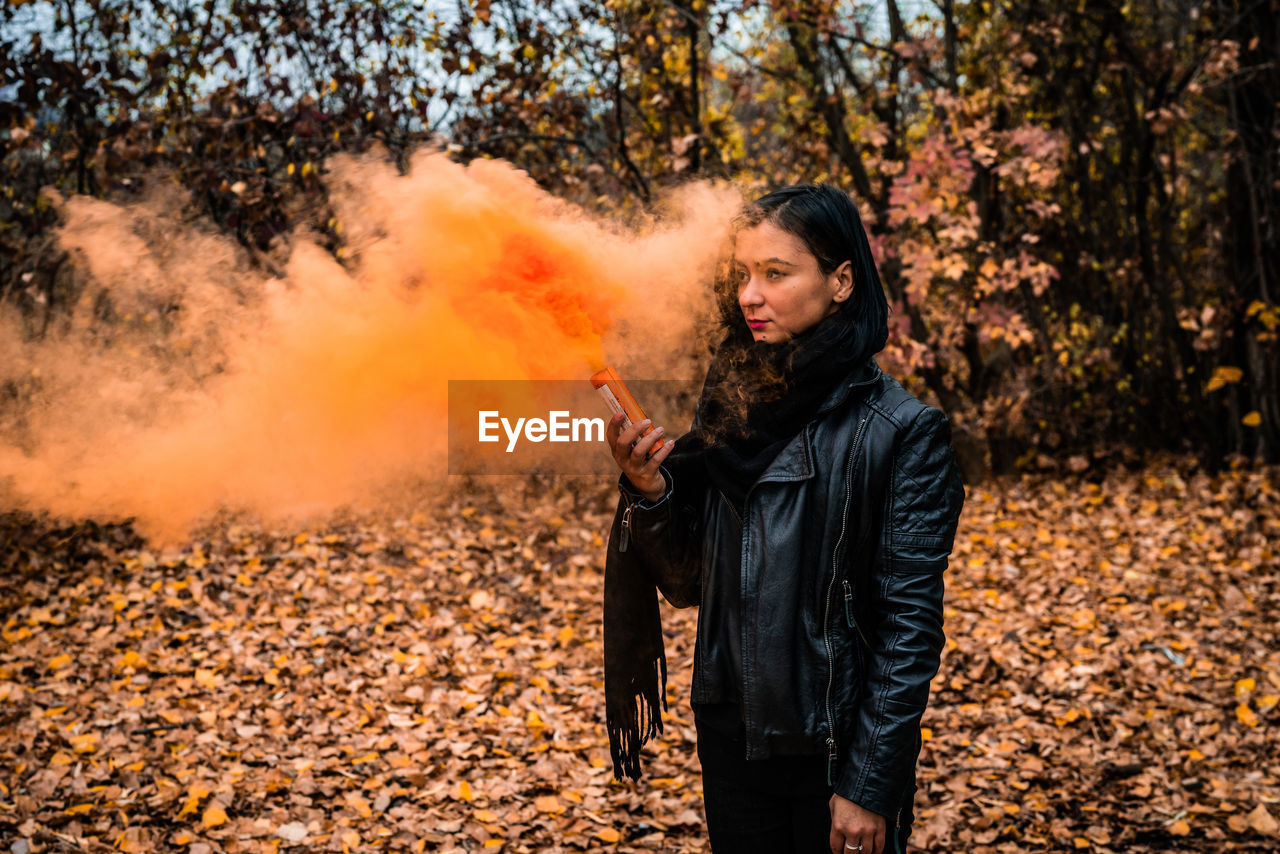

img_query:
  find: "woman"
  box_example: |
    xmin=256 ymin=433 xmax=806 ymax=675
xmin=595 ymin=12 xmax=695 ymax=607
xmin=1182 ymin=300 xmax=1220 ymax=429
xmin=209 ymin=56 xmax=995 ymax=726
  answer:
xmin=602 ymin=184 xmax=965 ymax=854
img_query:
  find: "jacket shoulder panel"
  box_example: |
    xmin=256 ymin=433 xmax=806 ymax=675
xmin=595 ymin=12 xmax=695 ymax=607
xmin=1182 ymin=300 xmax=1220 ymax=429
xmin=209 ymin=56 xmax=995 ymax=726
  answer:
xmin=887 ymin=406 xmax=964 ymax=553
xmin=864 ymin=376 xmax=928 ymax=430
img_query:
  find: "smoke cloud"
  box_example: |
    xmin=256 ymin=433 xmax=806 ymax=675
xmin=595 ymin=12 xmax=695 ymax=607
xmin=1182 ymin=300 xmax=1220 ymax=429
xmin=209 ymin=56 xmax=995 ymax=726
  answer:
xmin=0 ymin=151 xmax=740 ymax=541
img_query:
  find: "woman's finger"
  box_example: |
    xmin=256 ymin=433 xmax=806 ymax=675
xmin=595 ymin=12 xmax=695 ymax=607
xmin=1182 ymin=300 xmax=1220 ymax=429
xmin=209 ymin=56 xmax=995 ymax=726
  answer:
xmin=618 ymin=418 xmax=649 ymax=451
xmin=604 ymin=411 xmax=625 ymax=447
xmin=836 ymin=837 xmax=866 ymax=854
xmin=609 ymin=417 xmax=644 ymax=467
xmin=872 ymin=825 xmax=886 ymax=854
xmin=645 ymin=435 xmax=675 ymax=468
xmin=630 ymin=425 xmax=665 ymax=462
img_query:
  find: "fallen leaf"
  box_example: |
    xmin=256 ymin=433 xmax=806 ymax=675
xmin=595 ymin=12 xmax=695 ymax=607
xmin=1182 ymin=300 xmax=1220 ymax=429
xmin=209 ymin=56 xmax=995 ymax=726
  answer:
xmin=276 ymin=822 xmax=307 ymax=843
xmin=1247 ymin=804 xmax=1278 ymax=835
xmin=534 ymin=795 xmax=563 ymax=814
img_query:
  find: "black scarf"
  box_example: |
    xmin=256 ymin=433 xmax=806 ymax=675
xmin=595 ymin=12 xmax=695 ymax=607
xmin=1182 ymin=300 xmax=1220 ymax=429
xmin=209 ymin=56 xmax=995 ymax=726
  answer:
xmin=603 ymin=309 xmax=873 ymax=781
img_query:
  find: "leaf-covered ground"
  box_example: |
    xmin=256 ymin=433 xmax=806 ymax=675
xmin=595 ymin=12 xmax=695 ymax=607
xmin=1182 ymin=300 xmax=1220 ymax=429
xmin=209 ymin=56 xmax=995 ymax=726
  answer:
xmin=2 ymin=462 xmax=1278 ymax=853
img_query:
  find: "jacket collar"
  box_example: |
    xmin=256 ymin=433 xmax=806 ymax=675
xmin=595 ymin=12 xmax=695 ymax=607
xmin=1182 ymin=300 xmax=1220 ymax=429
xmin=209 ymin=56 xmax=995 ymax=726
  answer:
xmin=755 ymin=359 xmax=884 ymax=484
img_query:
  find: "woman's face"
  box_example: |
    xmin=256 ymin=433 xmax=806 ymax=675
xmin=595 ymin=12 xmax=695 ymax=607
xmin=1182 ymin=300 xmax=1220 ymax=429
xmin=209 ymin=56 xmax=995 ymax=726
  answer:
xmin=732 ymin=221 xmax=853 ymax=343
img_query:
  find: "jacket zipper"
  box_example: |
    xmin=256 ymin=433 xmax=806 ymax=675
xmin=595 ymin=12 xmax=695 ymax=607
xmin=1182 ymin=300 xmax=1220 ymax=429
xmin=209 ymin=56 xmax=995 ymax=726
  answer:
xmin=619 ymin=503 xmax=632 ymax=552
xmin=823 ymin=415 xmax=867 ymax=786
xmin=842 ymin=579 xmax=871 ymax=648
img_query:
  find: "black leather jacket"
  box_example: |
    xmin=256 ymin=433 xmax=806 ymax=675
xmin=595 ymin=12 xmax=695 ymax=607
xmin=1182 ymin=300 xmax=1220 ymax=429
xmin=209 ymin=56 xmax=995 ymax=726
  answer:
xmin=614 ymin=361 xmax=965 ymax=838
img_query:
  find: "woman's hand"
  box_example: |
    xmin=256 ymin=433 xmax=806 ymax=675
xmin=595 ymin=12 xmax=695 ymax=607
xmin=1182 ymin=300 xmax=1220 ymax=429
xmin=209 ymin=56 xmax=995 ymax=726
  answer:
xmin=605 ymin=412 xmax=673 ymax=503
xmin=829 ymin=793 xmax=886 ymax=854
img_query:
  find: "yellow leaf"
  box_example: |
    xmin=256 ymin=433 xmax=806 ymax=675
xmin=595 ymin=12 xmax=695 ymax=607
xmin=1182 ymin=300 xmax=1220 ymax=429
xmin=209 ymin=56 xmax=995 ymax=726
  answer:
xmin=1169 ymin=819 xmax=1190 ymax=836
xmin=69 ymin=732 xmax=99 ymax=753
xmin=1242 ymin=411 xmax=1262 ymax=427
xmin=483 ymin=841 xmax=504 ymax=849
xmin=350 ymin=752 xmax=379 ymax=765
xmin=474 ymin=809 xmax=499 ymax=823
xmin=557 ymin=626 xmax=573 ymax=644
xmin=347 ymin=794 xmax=372 ymax=818
xmin=526 ymin=710 xmax=545 ymax=729
xmin=457 ymin=780 xmax=474 ymax=802
xmin=286 ymin=163 xmax=296 ymax=176
xmin=596 ymin=828 xmax=621 ymax=844
xmin=1073 ymin=838 xmax=1091 ymax=848
xmin=1206 ymin=366 xmax=1243 ymax=392
xmin=1071 ymin=608 xmax=1096 ymax=630
xmin=1236 ymin=678 xmax=1256 ymax=696
xmin=65 ymin=803 xmax=93 ymax=814
xmin=920 ymin=727 xmax=933 ymax=741
xmin=534 ymin=795 xmax=563 ymax=814
xmin=117 ymin=650 xmax=142 ymax=669
xmin=48 ymin=654 xmax=72 ymax=670
xmin=1237 ymin=703 xmax=1260 ymax=727
xmin=177 ymin=782 xmax=210 ymax=819
xmin=116 ymin=829 xmax=149 ymax=853
xmin=1055 ymin=709 xmax=1080 ymax=727
xmin=203 ymin=805 xmax=228 ymax=828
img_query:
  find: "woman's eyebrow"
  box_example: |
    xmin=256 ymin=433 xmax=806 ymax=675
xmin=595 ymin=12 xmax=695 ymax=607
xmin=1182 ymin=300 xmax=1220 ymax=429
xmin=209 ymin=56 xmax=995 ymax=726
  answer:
xmin=734 ymin=257 xmax=797 ymax=267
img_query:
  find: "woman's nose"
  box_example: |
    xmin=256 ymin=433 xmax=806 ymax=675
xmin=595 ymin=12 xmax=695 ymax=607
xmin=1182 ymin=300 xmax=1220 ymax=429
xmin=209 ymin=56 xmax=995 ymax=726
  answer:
xmin=738 ymin=275 xmax=763 ymax=308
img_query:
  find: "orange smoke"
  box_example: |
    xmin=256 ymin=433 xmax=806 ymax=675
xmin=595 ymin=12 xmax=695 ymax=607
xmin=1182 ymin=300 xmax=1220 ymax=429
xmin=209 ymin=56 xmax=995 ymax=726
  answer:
xmin=0 ymin=151 xmax=739 ymax=540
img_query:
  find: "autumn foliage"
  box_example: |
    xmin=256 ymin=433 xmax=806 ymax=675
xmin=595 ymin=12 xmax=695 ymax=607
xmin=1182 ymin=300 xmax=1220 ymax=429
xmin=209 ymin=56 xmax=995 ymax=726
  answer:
xmin=2 ymin=464 xmax=1279 ymax=851
xmin=3 ymin=0 xmax=1277 ymax=471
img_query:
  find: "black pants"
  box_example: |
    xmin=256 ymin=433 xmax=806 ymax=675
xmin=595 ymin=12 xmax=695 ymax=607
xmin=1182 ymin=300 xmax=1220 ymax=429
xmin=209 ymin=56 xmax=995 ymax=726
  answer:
xmin=695 ymin=709 xmax=834 ymax=854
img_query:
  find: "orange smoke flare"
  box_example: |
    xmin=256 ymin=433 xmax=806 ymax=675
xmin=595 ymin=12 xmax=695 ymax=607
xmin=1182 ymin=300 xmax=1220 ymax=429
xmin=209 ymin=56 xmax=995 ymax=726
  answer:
xmin=0 ymin=151 xmax=738 ymax=541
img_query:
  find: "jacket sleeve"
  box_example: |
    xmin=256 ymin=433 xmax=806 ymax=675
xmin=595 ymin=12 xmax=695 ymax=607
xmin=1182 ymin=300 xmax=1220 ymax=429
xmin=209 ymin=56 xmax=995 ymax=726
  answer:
xmin=611 ymin=462 xmax=706 ymax=609
xmin=835 ymin=406 xmax=965 ymax=817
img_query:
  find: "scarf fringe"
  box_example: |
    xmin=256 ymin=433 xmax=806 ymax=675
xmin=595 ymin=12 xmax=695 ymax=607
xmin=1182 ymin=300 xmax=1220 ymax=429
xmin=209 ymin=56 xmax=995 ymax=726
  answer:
xmin=606 ymin=653 xmax=668 ymax=781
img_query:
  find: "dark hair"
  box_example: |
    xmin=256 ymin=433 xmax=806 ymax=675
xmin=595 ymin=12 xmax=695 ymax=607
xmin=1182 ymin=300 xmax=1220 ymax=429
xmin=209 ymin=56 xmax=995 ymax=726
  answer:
xmin=720 ymin=183 xmax=890 ymax=363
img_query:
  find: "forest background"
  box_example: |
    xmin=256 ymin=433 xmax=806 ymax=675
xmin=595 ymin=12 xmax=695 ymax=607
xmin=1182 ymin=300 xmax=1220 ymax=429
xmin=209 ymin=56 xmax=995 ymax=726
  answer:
xmin=3 ymin=0 xmax=1278 ymax=474
xmin=2 ymin=1 xmax=1279 ymax=853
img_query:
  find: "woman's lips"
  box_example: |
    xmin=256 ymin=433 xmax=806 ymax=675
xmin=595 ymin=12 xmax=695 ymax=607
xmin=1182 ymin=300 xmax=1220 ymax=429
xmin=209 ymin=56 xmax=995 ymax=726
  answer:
xmin=747 ymin=319 xmax=769 ymax=330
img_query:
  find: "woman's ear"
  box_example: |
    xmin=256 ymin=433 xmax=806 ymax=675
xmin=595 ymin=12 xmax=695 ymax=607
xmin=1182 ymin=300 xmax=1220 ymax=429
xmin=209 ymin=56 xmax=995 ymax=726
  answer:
xmin=830 ymin=260 xmax=855 ymax=303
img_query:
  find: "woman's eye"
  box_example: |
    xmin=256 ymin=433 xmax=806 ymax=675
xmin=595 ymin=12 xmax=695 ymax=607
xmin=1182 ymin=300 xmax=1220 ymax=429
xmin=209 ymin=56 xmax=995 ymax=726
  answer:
xmin=766 ymin=269 xmax=783 ymax=280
